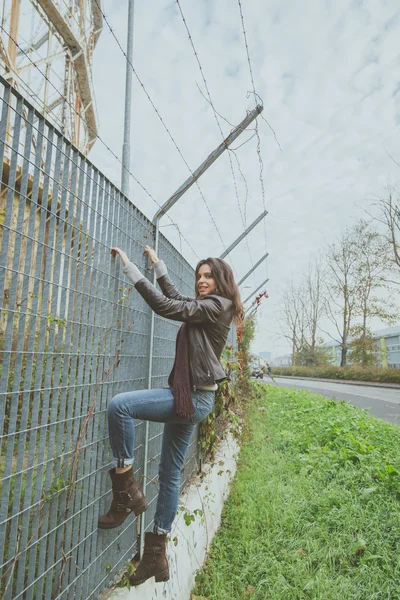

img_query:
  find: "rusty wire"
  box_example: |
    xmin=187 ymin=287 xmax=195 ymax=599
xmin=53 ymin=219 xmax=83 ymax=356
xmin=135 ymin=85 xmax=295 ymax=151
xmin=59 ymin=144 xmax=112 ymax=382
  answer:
xmin=175 ymin=0 xmax=255 ymax=271
xmin=237 ymin=0 xmax=280 ymax=278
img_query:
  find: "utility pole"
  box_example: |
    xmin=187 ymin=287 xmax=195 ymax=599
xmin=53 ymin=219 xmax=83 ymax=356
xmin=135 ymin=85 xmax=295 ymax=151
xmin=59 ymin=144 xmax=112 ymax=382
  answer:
xmin=219 ymin=210 xmax=268 ymax=259
xmin=237 ymin=252 xmax=269 ymax=286
xmin=121 ymin=0 xmax=135 ymax=195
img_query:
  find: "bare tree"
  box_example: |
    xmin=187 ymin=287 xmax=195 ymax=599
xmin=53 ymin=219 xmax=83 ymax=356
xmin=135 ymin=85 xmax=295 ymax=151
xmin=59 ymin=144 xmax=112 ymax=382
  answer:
xmin=303 ymin=259 xmax=325 ymax=355
xmin=323 ymin=228 xmax=361 ymax=367
xmin=373 ymin=188 xmax=400 ymax=278
xmin=279 ymin=260 xmax=325 ymax=365
xmin=353 ymin=221 xmax=397 ymax=336
xmin=324 ymin=220 xmax=396 ymax=367
xmin=279 ymin=279 xmax=308 ymax=361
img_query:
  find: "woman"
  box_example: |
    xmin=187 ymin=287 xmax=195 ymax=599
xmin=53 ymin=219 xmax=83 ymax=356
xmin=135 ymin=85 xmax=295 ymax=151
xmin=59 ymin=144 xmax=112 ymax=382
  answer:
xmin=98 ymin=245 xmax=243 ymax=586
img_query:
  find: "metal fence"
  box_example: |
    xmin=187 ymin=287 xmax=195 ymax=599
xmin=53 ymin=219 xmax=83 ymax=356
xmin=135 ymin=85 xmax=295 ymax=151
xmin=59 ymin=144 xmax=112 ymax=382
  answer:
xmin=0 ymin=76 xmax=211 ymax=599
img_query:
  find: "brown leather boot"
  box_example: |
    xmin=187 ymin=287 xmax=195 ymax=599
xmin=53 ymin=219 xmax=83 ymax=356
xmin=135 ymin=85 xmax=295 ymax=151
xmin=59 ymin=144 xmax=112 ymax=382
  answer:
xmin=98 ymin=467 xmax=148 ymax=529
xmin=129 ymin=533 xmax=169 ymax=585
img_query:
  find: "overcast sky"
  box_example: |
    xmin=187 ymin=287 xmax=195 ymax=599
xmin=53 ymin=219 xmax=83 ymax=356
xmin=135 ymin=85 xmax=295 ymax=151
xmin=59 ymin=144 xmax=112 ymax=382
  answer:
xmin=89 ymin=0 xmax=400 ymax=356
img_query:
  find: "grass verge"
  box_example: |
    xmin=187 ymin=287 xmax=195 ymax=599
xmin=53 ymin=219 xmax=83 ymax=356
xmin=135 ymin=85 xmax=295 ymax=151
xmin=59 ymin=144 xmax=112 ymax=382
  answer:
xmin=192 ymin=383 xmax=400 ymax=600
xmin=272 ymin=365 xmax=400 ymax=384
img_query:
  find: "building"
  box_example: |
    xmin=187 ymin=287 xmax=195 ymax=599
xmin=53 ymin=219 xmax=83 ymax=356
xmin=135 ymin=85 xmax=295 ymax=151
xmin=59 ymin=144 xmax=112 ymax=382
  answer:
xmin=271 ymin=354 xmax=292 ymax=367
xmin=250 ymin=353 xmax=269 ymax=371
xmin=322 ymin=325 xmax=400 ymax=368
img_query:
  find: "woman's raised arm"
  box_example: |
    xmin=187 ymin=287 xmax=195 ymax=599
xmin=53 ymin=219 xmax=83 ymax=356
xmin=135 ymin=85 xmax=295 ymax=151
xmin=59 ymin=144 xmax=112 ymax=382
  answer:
xmin=144 ymin=245 xmax=195 ymax=302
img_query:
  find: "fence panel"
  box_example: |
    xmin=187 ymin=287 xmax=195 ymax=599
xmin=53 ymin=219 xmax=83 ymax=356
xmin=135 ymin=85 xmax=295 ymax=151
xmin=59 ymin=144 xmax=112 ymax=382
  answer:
xmin=0 ymin=77 xmax=202 ymax=600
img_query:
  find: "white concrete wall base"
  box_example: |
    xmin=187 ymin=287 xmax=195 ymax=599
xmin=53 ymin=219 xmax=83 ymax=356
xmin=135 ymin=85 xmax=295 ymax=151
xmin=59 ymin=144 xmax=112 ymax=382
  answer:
xmin=105 ymin=431 xmax=239 ymax=600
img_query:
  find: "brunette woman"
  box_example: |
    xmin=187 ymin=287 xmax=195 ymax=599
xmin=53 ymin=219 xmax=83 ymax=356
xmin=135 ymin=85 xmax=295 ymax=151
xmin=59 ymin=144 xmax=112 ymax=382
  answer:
xmin=98 ymin=245 xmax=243 ymax=586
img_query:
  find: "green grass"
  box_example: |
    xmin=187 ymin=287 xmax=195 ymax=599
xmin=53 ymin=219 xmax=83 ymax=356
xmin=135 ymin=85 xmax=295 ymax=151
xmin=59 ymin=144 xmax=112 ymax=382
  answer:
xmin=192 ymin=383 xmax=400 ymax=600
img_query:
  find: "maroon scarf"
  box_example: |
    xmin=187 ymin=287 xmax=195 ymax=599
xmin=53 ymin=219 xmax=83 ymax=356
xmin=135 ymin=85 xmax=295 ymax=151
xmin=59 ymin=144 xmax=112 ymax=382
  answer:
xmin=168 ymin=323 xmax=194 ymax=419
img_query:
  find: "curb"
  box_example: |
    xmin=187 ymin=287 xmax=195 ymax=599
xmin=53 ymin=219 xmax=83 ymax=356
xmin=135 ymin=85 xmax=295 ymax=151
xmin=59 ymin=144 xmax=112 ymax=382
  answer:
xmin=273 ymin=375 xmax=400 ymax=390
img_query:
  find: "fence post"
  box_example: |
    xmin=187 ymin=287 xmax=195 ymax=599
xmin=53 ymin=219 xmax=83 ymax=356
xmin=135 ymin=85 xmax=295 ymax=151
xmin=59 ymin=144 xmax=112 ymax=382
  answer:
xmin=237 ymin=252 xmax=269 ymax=286
xmin=219 ymin=210 xmax=268 ymax=259
xmin=140 ymin=107 xmax=264 ymax=554
xmin=242 ymin=278 xmax=269 ymax=305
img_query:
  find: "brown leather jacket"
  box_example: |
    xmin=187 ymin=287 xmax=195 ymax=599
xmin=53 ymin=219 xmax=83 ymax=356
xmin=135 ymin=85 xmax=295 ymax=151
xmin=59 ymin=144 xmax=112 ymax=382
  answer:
xmin=135 ymin=273 xmax=234 ymax=390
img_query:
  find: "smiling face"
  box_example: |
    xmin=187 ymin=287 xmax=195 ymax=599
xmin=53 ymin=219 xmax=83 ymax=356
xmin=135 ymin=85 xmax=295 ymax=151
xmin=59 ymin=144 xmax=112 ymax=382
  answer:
xmin=196 ymin=263 xmax=217 ymax=297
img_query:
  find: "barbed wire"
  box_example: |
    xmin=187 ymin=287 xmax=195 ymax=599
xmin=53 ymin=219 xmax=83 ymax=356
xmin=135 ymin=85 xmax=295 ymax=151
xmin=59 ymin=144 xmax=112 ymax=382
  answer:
xmin=195 ymin=83 xmax=237 ymax=129
xmin=195 ymin=81 xmax=256 ymax=261
xmin=0 ymin=24 xmax=200 ymax=261
xmin=229 ymin=132 xmax=257 ymax=151
xmin=236 ymin=0 xmax=281 ymax=151
xmin=230 ymin=148 xmax=250 ymax=229
xmin=92 ymin=0 xmax=236 ymax=273
xmin=196 ymin=82 xmax=258 ymax=279
xmin=254 ymin=127 xmax=268 ymax=279
xmin=175 ymin=0 xmax=255 ymax=274
xmin=237 ymin=0 xmax=277 ymax=279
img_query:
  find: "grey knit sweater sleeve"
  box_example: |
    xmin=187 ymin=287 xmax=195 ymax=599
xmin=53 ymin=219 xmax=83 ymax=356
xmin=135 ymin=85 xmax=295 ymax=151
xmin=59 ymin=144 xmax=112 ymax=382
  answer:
xmin=122 ymin=259 xmax=167 ymax=285
xmin=122 ymin=262 xmax=144 ymax=285
xmin=153 ymin=259 xmax=168 ymax=279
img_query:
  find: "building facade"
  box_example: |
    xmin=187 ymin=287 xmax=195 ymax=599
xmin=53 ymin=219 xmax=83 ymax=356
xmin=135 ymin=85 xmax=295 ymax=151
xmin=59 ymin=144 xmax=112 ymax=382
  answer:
xmin=323 ymin=325 xmax=400 ymax=369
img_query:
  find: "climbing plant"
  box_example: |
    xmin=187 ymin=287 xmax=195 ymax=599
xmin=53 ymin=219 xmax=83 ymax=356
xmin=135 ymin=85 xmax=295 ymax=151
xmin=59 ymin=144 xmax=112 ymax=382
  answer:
xmin=199 ymin=316 xmax=256 ymax=461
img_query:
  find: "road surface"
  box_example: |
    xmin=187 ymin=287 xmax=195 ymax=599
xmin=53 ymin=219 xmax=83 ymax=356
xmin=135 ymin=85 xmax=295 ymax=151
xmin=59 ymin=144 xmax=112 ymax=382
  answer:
xmin=264 ymin=376 xmax=400 ymax=425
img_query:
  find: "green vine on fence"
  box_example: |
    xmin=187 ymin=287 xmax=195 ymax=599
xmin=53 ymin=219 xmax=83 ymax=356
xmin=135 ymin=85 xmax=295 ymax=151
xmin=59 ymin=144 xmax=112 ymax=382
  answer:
xmin=199 ymin=316 xmax=256 ymax=462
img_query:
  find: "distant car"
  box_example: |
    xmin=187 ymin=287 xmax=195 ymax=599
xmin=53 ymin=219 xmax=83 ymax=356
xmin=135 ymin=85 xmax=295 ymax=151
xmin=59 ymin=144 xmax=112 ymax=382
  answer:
xmin=252 ymin=369 xmax=264 ymax=379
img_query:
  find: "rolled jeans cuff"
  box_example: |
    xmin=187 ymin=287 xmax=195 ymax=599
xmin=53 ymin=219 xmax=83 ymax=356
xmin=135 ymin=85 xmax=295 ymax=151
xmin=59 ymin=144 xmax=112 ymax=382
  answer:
xmin=153 ymin=523 xmax=170 ymax=535
xmin=111 ymin=456 xmax=134 ymax=469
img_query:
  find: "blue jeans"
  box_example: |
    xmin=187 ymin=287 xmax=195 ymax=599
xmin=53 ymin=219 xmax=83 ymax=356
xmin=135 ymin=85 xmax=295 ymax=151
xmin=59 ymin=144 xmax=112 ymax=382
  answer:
xmin=107 ymin=387 xmax=215 ymax=533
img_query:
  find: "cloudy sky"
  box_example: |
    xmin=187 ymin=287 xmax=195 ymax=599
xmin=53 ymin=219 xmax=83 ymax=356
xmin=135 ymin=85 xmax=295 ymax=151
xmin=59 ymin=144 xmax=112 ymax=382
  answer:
xmin=89 ymin=0 xmax=400 ymax=356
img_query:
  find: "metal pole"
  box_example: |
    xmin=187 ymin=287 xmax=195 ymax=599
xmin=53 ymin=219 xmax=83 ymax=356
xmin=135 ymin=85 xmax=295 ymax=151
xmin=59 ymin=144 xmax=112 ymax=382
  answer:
xmin=219 ymin=210 xmax=268 ymax=259
xmin=121 ymin=0 xmax=135 ymax=195
xmin=148 ymin=106 xmax=264 ymax=387
xmin=140 ymin=221 xmax=159 ymax=554
xmin=146 ymin=221 xmax=160 ymax=390
xmin=245 ymin=301 xmax=256 ymax=315
xmin=120 ymin=0 xmax=142 ymax=552
xmin=142 ymin=105 xmax=263 ymax=554
xmin=237 ymin=252 xmax=269 ymax=287
xmin=152 ymin=105 xmax=263 ymax=222
xmin=243 ymin=278 xmax=269 ymax=305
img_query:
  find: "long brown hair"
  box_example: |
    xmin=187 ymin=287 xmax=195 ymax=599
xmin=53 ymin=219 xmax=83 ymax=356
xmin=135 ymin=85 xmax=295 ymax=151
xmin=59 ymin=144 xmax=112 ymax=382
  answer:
xmin=195 ymin=258 xmax=244 ymax=326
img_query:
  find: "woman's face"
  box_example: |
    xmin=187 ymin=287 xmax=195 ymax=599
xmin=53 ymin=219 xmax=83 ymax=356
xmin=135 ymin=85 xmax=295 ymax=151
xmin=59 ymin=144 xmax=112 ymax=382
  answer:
xmin=196 ymin=263 xmax=217 ymax=297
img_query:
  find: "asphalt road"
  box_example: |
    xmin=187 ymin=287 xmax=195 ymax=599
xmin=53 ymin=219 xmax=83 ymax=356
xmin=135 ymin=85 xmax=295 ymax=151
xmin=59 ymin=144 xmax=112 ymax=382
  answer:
xmin=263 ymin=376 xmax=400 ymax=425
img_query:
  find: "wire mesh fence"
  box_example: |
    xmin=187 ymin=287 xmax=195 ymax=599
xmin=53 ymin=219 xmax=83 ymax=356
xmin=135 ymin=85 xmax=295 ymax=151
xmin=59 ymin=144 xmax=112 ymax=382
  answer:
xmin=0 ymin=76 xmax=209 ymax=600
